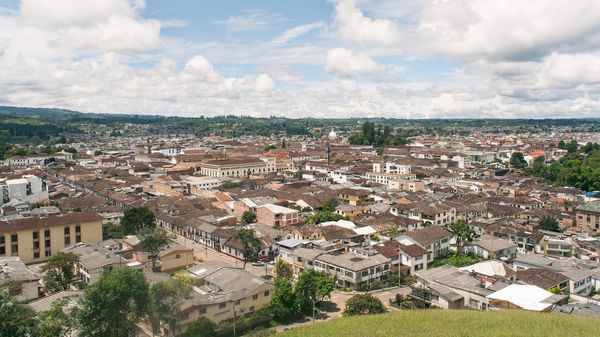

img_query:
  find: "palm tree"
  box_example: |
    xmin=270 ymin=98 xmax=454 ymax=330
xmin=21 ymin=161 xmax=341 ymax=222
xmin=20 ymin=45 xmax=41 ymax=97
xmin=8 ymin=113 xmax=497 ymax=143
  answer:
xmin=449 ymin=219 xmax=476 ymax=255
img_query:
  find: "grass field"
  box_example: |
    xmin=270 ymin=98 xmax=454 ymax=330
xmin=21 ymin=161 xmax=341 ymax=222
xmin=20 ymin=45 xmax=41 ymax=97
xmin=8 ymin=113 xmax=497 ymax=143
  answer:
xmin=280 ymin=310 xmax=600 ymax=337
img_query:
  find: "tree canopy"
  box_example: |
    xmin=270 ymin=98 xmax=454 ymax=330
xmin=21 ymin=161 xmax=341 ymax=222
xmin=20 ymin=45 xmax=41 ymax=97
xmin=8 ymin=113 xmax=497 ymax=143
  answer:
xmin=449 ymin=219 xmax=476 ymax=255
xmin=510 ymin=152 xmax=528 ymax=168
xmin=40 ymin=252 xmax=79 ymax=293
xmin=138 ymin=227 xmax=169 ymax=271
xmin=539 ymin=216 xmax=561 ymax=232
xmin=121 ymin=206 xmax=156 ymax=235
xmin=234 ymin=228 xmax=262 ymax=268
xmin=343 ymin=294 xmax=387 ymax=316
xmin=241 ymin=211 xmax=257 ymax=224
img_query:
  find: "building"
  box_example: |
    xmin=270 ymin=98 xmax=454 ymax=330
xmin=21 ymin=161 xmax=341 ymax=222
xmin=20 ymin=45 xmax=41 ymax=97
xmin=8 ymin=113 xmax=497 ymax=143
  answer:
xmin=463 ymin=235 xmax=517 ymax=259
xmin=0 ymin=213 xmax=103 ymax=264
xmin=337 ymin=188 xmax=372 ymax=206
xmin=256 ymin=203 xmax=299 ymax=228
xmin=1 ymin=175 xmax=48 ymax=205
xmin=0 ymin=256 xmax=39 ymax=302
xmin=313 ymin=248 xmax=391 ymax=290
xmin=199 ymin=157 xmax=272 ymax=178
xmin=122 ymin=235 xmax=194 ymax=272
xmin=172 ymin=266 xmax=275 ymax=336
xmin=576 ymin=201 xmax=600 ymax=231
xmin=372 ymin=162 xmax=411 ymax=174
xmin=398 ymin=226 xmax=453 ymax=263
xmin=63 ymin=242 xmax=131 ymax=284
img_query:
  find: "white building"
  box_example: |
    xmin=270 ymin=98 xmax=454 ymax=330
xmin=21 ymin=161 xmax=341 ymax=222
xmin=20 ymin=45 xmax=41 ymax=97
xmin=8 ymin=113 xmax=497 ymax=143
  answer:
xmin=1 ymin=175 xmax=48 ymax=204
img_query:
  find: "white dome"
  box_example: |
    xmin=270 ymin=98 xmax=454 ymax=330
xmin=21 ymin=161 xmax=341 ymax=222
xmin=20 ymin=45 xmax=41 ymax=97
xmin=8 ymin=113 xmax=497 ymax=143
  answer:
xmin=328 ymin=128 xmax=337 ymax=141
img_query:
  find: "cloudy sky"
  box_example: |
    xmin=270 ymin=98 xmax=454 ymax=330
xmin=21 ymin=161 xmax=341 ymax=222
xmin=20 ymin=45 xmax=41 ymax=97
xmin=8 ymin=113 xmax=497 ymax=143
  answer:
xmin=1 ymin=0 xmax=600 ymax=118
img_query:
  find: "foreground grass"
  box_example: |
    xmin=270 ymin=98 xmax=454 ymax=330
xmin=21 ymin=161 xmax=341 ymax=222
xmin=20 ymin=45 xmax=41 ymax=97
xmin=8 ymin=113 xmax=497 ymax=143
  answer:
xmin=280 ymin=310 xmax=600 ymax=337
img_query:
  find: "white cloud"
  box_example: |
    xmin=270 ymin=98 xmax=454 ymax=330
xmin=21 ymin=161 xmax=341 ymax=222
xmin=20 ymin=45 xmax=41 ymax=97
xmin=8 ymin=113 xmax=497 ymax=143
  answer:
xmin=272 ymin=21 xmax=324 ymax=44
xmin=330 ymin=0 xmax=403 ymax=47
xmin=325 ymin=47 xmax=390 ymax=77
xmin=258 ymin=64 xmax=303 ymax=83
xmin=214 ymin=10 xmax=284 ymax=32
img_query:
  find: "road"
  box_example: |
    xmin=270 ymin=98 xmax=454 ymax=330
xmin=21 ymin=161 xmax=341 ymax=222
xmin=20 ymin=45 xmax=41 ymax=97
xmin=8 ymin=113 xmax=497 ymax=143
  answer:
xmin=172 ymin=234 xmax=272 ymax=278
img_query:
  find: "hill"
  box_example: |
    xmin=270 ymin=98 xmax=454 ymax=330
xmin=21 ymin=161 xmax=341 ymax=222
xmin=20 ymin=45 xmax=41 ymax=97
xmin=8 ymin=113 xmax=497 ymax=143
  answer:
xmin=280 ymin=310 xmax=600 ymax=337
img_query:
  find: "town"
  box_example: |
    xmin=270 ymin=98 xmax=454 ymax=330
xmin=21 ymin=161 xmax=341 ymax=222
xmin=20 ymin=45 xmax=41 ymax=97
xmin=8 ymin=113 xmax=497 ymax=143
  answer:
xmin=1 ymin=116 xmax=600 ymax=336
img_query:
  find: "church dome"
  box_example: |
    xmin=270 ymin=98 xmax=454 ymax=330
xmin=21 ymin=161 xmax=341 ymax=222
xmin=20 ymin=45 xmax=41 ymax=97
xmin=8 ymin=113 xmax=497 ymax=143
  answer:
xmin=328 ymin=128 xmax=337 ymax=141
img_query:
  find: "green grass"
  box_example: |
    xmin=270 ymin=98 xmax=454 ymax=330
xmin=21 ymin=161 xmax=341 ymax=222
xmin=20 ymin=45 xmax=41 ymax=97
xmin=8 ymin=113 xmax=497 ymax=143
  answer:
xmin=280 ymin=310 xmax=600 ymax=337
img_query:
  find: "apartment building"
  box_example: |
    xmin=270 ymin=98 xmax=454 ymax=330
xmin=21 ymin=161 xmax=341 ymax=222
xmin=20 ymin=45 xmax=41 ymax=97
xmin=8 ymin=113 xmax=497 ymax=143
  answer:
xmin=397 ymin=226 xmax=453 ymax=262
xmin=576 ymin=201 xmax=600 ymax=231
xmin=256 ymin=203 xmax=299 ymax=228
xmin=1 ymin=175 xmax=48 ymax=205
xmin=0 ymin=213 xmax=103 ymax=263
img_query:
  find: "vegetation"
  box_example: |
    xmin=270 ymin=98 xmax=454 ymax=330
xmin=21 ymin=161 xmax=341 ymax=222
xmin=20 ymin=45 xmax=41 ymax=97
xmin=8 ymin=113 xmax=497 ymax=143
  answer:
xmin=294 ymin=270 xmax=334 ymax=314
xmin=40 ymin=252 xmax=79 ymax=293
xmin=150 ymin=275 xmax=194 ymax=335
xmin=449 ymin=219 xmax=476 ymax=255
xmin=0 ymin=292 xmax=38 ymax=337
xmin=121 ymin=206 xmax=156 ymax=235
xmin=234 ymin=228 xmax=262 ymax=268
xmin=270 ymin=277 xmax=297 ymax=321
xmin=222 ymin=181 xmax=242 ymax=189
xmin=281 ymin=310 xmax=600 ymax=337
xmin=538 ymin=216 xmax=561 ymax=232
xmin=183 ymin=317 xmax=215 ymax=337
xmin=305 ymin=210 xmax=347 ymax=224
xmin=348 ymin=121 xmax=417 ymax=146
xmin=36 ymin=299 xmax=78 ymax=337
xmin=343 ymin=294 xmax=387 ymax=316
xmin=79 ymin=268 xmax=151 ymax=337
xmin=510 ymin=152 xmax=528 ymax=168
xmin=429 ymin=251 xmax=482 ymax=268
xmin=242 ymin=211 xmax=257 ymax=224
xmin=138 ymin=227 xmax=169 ymax=271
xmin=525 ymin=142 xmax=600 ymax=191
xmin=274 ymin=258 xmax=293 ymax=280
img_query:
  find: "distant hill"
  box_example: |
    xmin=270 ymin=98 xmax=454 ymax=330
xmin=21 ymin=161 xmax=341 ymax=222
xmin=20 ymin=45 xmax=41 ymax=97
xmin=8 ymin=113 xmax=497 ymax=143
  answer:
xmin=281 ymin=310 xmax=600 ymax=337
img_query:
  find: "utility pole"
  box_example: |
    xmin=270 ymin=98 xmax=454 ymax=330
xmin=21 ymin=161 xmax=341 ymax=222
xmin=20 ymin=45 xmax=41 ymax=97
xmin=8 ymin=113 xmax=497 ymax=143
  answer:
xmin=398 ymin=241 xmax=402 ymax=288
xmin=232 ymin=301 xmax=237 ymax=337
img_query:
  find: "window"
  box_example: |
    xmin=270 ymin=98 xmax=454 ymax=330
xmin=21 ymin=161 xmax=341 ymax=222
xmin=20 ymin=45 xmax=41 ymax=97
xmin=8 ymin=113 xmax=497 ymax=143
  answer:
xmin=33 ymin=231 xmax=39 ymax=240
xmin=75 ymin=225 xmax=81 ymax=233
xmin=11 ymin=243 xmax=18 ymax=254
xmin=45 ymin=250 xmax=51 ymax=257
xmin=249 ymin=306 xmax=255 ymax=312
xmin=252 ymin=294 xmax=258 ymax=300
xmin=65 ymin=236 xmax=71 ymax=246
xmin=264 ymin=291 xmax=270 ymax=297
xmin=175 ymin=254 xmax=181 ymax=259
xmin=198 ymin=308 xmax=207 ymax=315
xmin=33 ymin=241 xmax=40 ymax=249
xmin=234 ymin=300 xmax=240 ymax=305
xmin=45 ymin=239 xmax=51 ymax=248
xmin=11 ymin=233 xmax=17 ymax=242
xmin=180 ymin=313 xmax=189 ymax=321
xmin=76 ymin=234 xmax=81 ymax=243
xmin=34 ymin=251 xmax=40 ymax=259
xmin=219 ymin=303 xmax=226 ymax=309
xmin=64 ymin=227 xmax=70 ymax=235
xmin=44 ymin=229 xmax=50 ymax=238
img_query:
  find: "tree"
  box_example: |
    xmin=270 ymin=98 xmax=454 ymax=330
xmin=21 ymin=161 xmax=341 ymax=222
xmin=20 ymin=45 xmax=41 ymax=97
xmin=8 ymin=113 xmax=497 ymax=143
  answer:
xmin=270 ymin=277 xmax=296 ymax=321
xmin=305 ymin=210 xmax=346 ymax=224
xmin=566 ymin=140 xmax=579 ymax=153
xmin=539 ymin=216 xmax=561 ymax=232
xmin=449 ymin=219 xmax=476 ymax=255
xmin=138 ymin=227 xmax=169 ymax=271
xmin=40 ymin=252 xmax=79 ymax=293
xmin=0 ymin=292 xmax=38 ymax=337
xmin=150 ymin=277 xmax=193 ymax=335
xmin=121 ymin=206 xmax=156 ymax=235
xmin=510 ymin=152 xmax=527 ymax=168
xmin=36 ymin=299 xmax=78 ymax=337
xmin=294 ymin=270 xmax=334 ymax=314
xmin=183 ymin=317 xmax=215 ymax=337
xmin=264 ymin=145 xmax=276 ymax=152
xmin=79 ymin=268 xmax=151 ymax=337
xmin=274 ymin=258 xmax=293 ymax=280
xmin=234 ymin=228 xmax=262 ymax=268
xmin=322 ymin=198 xmax=339 ymax=211
xmin=343 ymin=294 xmax=387 ymax=316
xmin=558 ymin=140 xmax=566 ymax=149
xmin=241 ymin=211 xmax=257 ymax=224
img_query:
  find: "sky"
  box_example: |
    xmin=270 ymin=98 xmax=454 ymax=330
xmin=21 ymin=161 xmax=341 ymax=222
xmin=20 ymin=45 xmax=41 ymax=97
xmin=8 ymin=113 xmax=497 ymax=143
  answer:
xmin=1 ymin=0 xmax=600 ymax=119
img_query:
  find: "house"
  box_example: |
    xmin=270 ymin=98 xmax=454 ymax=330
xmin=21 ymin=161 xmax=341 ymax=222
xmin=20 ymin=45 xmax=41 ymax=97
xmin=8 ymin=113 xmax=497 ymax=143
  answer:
xmin=63 ymin=242 xmax=132 ymax=284
xmin=406 ymin=203 xmax=456 ymax=227
xmin=1 ymin=175 xmax=48 ymax=205
xmin=459 ymin=260 xmax=517 ymax=281
xmin=337 ymin=188 xmax=372 ymax=206
xmin=199 ymin=158 xmax=272 ymax=178
xmin=486 ymin=284 xmax=567 ymax=312
xmin=463 ymin=235 xmax=517 ymax=259
xmin=397 ymin=226 xmax=453 ymax=262
xmin=516 ymin=268 xmax=569 ymax=293
xmin=122 ymin=236 xmax=194 ymax=272
xmin=256 ymin=203 xmax=299 ymax=228
xmin=171 ymin=266 xmax=275 ymax=336
xmin=0 ymin=256 xmax=39 ymax=302
xmin=374 ymin=240 xmax=428 ymax=276
xmin=0 ymin=212 xmax=104 ymax=264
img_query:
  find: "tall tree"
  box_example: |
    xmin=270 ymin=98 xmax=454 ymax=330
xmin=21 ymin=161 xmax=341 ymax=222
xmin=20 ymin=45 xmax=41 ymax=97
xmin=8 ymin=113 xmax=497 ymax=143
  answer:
xmin=121 ymin=206 xmax=156 ymax=235
xmin=138 ymin=227 xmax=169 ymax=271
xmin=241 ymin=211 xmax=257 ymax=225
xmin=510 ymin=152 xmax=528 ymax=168
xmin=294 ymin=270 xmax=334 ymax=314
xmin=274 ymin=258 xmax=293 ymax=280
xmin=234 ymin=228 xmax=262 ymax=268
xmin=79 ymin=268 xmax=151 ymax=337
xmin=539 ymin=216 xmax=561 ymax=232
xmin=270 ymin=277 xmax=296 ymax=320
xmin=36 ymin=299 xmax=78 ymax=337
xmin=0 ymin=292 xmax=38 ymax=337
xmin=449 ymin=219 xmax=476 ymax=255
xmin=150 ymin=276 xmax=193 ymax=335
xmin=40 ymin=252 xmax=79 ymax=293
xmin=343 ymin=294 xmax=387 ymax=316
xmin=183 ymin=317 xmax=215 ymax=337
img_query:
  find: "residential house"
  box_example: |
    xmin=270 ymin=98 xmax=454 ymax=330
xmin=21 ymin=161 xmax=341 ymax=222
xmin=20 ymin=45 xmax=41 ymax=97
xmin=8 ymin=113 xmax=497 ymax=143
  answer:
xmin=0 ymin=256 xmax=39 ymax=302
xmin=397 ymin=226 xmax=453 ymax=262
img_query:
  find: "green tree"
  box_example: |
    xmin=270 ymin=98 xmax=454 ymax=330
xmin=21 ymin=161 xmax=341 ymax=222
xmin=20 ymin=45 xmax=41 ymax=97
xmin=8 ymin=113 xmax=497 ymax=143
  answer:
xmin=510 ymin=152 xmax=527 ymax=168
xmin=150 ymin=277 xmax=193 ymax=335
xmin=566 ymin=140 xmax=579 ymax=153
xmin=305 ymin=210 xmax=346 ymax=224
xmin=539 ymin=216 xmax=561 ymax=232
xmin=40 ymin=252 xmax=79 ymax=293
xmin=138 ymin=227 xmax=169 ymax=271
xmin=322 ymin=198 xmax=339 ymax=211
xmin=79 ymin=268 xmax=151 ymax=337
xmin=294 ymin=270 xmax=334 ymax=314
xmin=234 ymin=228 xmax=262 ymax=268
xmin=264 ymin=145 xmax=276 ymax=152
xmin=183 ymin=317 xmax=215 ymax=337
xmin=270 ymin=277 xmax=296 ymax=321
xmin=343 ymin=294 xmax=387 ymax=316
xmin=0 ymin=292 xmax=38 ymax=337
xmin=121 ymin=206 xmax=156 ymax=235
xmin=36 ymin=299 xmax=78 ymax=337
xmin=449 ymin=219 xmax=476 ymax=255
xmin=274 ymin=259 xmax=293 ymax=280
xmin=241 ymin=211 xmax=257 ymax=224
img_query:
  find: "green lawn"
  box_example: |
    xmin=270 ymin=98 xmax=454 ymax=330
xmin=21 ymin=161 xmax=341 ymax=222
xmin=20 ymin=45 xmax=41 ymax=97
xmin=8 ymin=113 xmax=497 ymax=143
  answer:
xmin=280 ymin=310 xmax=600 ymax=337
